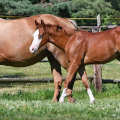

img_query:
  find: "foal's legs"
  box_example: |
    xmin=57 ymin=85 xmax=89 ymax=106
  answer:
xmin=66 ymin=73 xmax=77 ymax=103
xmin=59 ymin=60 xmax=95 ymax=103
xmin=46 ymin=43 xmax=76 ymax=102
xmin=59 ymin=60 xmax=79 ymax=102
xmin=48 ymin=53 xmax=76 ymax=103
xmin=78 ymin=67 xmax=95 ymax=103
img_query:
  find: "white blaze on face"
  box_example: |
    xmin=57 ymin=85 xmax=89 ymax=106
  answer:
xmin=29 ymin=29 xmax=42 ymax=53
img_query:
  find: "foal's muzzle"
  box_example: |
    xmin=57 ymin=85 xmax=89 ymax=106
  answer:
xmin=29 ymin=46 xmax=38 ymax=54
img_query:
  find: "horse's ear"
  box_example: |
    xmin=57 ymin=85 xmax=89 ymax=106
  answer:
xmin=56 ymin=25 xmax=63 ymax=32
xmin=57 ymin=25 xmax=62 ymax=30
xmin=35 ymin=20 xmax=40 ymax=26
xmin=41 ymin=20 xmax=46 ymax=30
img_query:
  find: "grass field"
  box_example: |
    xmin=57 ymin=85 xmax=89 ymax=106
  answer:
xmin=0 ymin=60 xmax=120 ymax=119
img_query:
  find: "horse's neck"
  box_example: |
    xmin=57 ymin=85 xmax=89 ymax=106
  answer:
xmin=48 ymin=35 xmax=69 ymax=51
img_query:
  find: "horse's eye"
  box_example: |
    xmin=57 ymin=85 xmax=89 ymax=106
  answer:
xmin=39 ymin=35 xmax=44 ymax=39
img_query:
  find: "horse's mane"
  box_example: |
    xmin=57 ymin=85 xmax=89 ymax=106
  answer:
xmin=63 ymin=27 xmax=88 ymax=36
xmin=45 ymin=24 xmax=87 ymax=37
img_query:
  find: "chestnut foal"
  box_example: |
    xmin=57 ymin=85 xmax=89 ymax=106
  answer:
xmin=30 ymin=20 xmax=96 ymax=103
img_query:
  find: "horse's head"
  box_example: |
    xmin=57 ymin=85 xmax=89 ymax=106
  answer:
xmin=29 ymin=20 xmax=64 ymax=53
xmin=29 ymin=20 xmax=49 ymax=53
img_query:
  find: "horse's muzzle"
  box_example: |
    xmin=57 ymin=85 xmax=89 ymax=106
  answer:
xmin=29 ymin=46 xmax=38 ymax=54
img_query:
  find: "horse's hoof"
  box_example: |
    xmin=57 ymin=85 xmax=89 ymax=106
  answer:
xmin=70 ymin=98 xmax=77 ymax=103
xmin=52 ymin=98 xmax=58 ymax=103
xmin=67 ymin=97 xmax=77 ymax=103
xmin=59 ymin=99 xmax=64 ymax=103
xmin=90 ymin=99 xmax=95 ymax=104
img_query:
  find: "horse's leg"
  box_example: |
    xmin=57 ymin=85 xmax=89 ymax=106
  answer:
xmin=47 ymin=53 xmax=77 ymax=103
xmin=46 ymin=43 xmax=76 ymax=103
xmin=116 ymin=55 xmax=120 ymax=61
xmin=47 ymin=54 xmax=63 ymax=102
xmin=66 ymin=73 xmax=77 ymax=103
xmin=78 ymin=67 xmax=95 ymax=103
xmin=59 ymin=60 xmax=79 ymax=102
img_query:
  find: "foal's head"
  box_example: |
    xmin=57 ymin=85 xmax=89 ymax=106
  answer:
xmin=29 ymin=20 xmax=64 ymax=53
xmin=29 ymin=20 xmax=48 ymax=53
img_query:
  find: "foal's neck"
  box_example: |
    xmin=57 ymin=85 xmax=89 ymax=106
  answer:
xmin=48 ymin=34 xmax=70 ymax=51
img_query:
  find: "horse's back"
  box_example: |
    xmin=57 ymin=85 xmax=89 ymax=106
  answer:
xmin=0 ymin=18 xmax=5 ymax=22
xmin=39 ymin=14 xmax=75 ymax=29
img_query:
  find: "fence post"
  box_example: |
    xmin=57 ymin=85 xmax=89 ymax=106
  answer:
xmin=93 ymin=14 xmax=102 ymax=92
xmin=93 ymin=65 xmax=102 ymax=91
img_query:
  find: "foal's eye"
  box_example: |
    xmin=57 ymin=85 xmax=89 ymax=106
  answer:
xmin=39 ymin=35 xmax=44 ymax=39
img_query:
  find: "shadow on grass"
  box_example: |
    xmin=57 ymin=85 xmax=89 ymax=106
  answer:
xmin=0 ymin=73 xmax=27 ymax=78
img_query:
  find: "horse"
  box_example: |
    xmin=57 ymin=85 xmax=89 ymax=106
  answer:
xmin=0 ymin=14 xmax=78 ymax=103
xmin=30 ymin=20 xmax=96 ymax=103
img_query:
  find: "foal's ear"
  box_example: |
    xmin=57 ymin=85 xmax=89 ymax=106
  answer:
xmin=41 ymin=20 xmax=46 ymax=30
xmin=57 ymin=25 xmax=62 ymax=30
xmin=35 ymin=20 xmax=40 ymax=26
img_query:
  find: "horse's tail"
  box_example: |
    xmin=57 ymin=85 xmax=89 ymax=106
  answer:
xmin=68 ymin=19 xmax=78 ymax=29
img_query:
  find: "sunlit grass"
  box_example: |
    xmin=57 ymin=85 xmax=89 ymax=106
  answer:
xmin=102 ymin=60 xmax=120 ymax=79
xmin=0 ymin=60 xmax=120 ymax=119
xmin=0 ymin=59 xmax=119 ymax=80
xmin=0 ymin=62 xmax=52 ymax=78
xmin=1 ymin=82 xmax=120 ymax=119
xmin=0 ymin=82 xmax=120 ymax=119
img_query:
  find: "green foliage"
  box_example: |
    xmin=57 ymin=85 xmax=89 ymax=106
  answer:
xmin=105 ymin=0 xmax=120 ymax=10
xmin=104 ymin=0 xmax=120 ymax=24
xmin=72 ymin=0 xmax=114 ymax=16
xmin=69 ymin=0 xmax=114 ymax=25
xmin=0 ymin=0 xmax=33 ymax=16
xmin=0 ymin=0 xmax=120 ymax=25
xmin=51 ymin=2 xmax=71 ymax=17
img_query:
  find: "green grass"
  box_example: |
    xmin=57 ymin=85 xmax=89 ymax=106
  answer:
xmin=0 ymin=82 xmax=120 ymax=120
xmin=0 ymin=60 xmax=120 ymax=119
xmin=1 ymin=98 xmax=120 ymax=120
xmin=0 ymin=62 xmax=52 ymax=78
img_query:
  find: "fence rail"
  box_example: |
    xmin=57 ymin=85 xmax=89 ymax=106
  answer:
xmin=0 ymin=76 xmax=93 ymax=83
xmin=0 ymin=76 xmax=120 ymax=84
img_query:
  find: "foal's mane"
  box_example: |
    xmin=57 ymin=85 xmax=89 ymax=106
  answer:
xmin=63 ymin=27 xmax=86 ymax=36
xmin=45 ymin=24 xmax=83 ymax=36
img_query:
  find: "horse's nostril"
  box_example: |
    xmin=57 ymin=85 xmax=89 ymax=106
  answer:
xmin=32 ymin=48 xmax=34 ymax=51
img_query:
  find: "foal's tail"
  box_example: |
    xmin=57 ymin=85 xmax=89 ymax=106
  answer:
xmin=68 ymin=19 xmax=78 ymax=29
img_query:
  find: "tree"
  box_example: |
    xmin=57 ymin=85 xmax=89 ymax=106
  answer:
xmin=0 ymin=0 xmax=120 ymax=25
xmin=105 ymin=0 xmax=120 ymax=24
xmin=68 ymin=0 xmax=115 ymax=25
xmin=0 ymin=0 xmax=33 ymax=16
